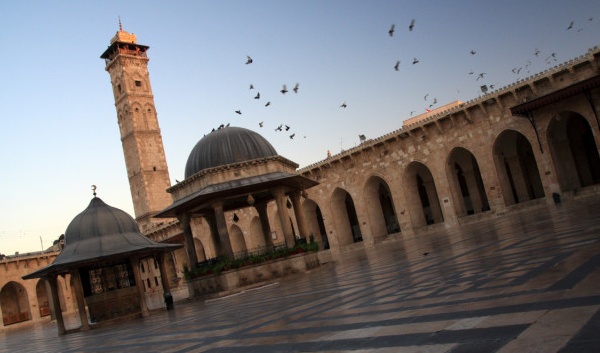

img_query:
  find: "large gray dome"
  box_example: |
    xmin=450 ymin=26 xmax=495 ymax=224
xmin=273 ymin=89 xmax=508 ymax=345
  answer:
xmin=185 ymin=126 xmax=278 ymax=178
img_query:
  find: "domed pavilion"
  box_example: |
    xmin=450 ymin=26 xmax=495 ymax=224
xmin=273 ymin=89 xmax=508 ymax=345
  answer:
xmin=155 ymin=126 xmax=318 ymax=267
xmin=23 ymin=193 xmax=182 ymax=335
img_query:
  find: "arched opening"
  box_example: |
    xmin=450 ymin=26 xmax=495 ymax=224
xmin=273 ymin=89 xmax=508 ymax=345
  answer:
xmin=1 ymin=281 xmax=31 ymax=326
xmin=249 ymin=216 xmax=268 ymax=250
xmin=229 ymin=224 xmax=247 ymax=258
xmin=193 ymin=238 xmax=206 ymax=263
xmin=493 ymin=130 xmax=545 ymax=206
xmin=548 ymin=112 xmax=600 ymax=192
xmin=364 ymin=176 xmax=400 ymax=240
xmin=302 ymin=199 xmax=329 ymax=250
xmin=331 ymin=188 xmax=363 ymax=246
xmin=404 ymin=162 xmax=444 ymax=227
xmin=446 ymin=147 xmax=490 ymax=217
xmin=36 ymin=280 xmax=50 ymax=317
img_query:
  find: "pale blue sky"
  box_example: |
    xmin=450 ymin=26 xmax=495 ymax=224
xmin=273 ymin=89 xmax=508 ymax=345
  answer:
xmin=1 ymin=0 xmax=599 ymax=255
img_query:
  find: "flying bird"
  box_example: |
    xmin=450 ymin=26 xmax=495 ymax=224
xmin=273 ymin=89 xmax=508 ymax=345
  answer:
xmin=409 ymin=19 xmax=415 ymax=31
xmin=259 ymin=121 xmax=264 ymax=127
xmin=534 ymin=48 xmax=540 ymax=56
xmin=245 ymin=55 xmax=253 ymax=64
xmin=254 ymin=92 xmax=260 ymax=99
xmin=289 ymin=133 xmax=295 ymax=139
xmin=476 ymin=72 xmax=486 ymax=81
xmin=275 ymin=124 xmax=283 ymax=131
xmin=424 ymin=93 xmax=429 ymax=101
xmin=412 ymin=57 xmax=419 ymax=64
xmin=567 ymin=21 xmax=574 ymax=30
xmin=280 ymin=84 xmax=288 ymax=94
xmin=285 ymin=125 xmax=290 ymax=131
xmin=249 ymin=84 xmax=254 ymax=89
xmin=293 ymin=83 xmax=299 ymax=93
xmin=340 ymin=102 xmax=347 ymax=108
xmin=388 ymin=24 xmax=395 ymax=37
xmin=235 ymin=110 xmax=241 ymax=115
xmin=470 ymin=50 xmax=476 ymax=55
xmin=394 ymin=60 xmax=400 ymax=71
xmin=265 ymin=101 xmax=271 ymax=107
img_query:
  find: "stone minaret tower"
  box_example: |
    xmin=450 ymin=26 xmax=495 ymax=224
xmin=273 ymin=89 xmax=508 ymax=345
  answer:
xmin=101 ymin=24 xmax=172 ymax=233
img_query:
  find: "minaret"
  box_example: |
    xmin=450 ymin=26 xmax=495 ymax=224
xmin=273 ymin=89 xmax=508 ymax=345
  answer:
xmin=101 ymin=24 xmax=172 ymax=233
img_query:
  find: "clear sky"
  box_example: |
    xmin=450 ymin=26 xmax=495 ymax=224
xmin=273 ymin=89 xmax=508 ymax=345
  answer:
xmin=1 ymin=0 xmax=599 ymax=255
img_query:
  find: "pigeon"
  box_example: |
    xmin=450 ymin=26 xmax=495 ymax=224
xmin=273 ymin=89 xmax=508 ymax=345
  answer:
xmin=245 ymin=55 xmax=253 ymax=64
xmin=265 ymin=101 xmax=271 ymax=107
xmin=293 ymin=83 xmax=299 ymax=93
xmin=412 ymin=57 xmax=419 ymax=64
xmin=285 ymin=125 xmax=290 ymax=131
xmin=424 ymin=93 xmax=429 ymax=101
xmin=470 ymin=50 xmax=476 ymax=55
xmin=249 ymin=84 xmax=254 ymax=89
xmin=567 ymin=21 xmax=574 ymax=30
xmin=388 ymin=24 xmax=395 ymax=37
xmin=275 ymin=124 xmax=283 ymax=131
xmin=254 ymin=92 xmax=260 ymax=99
xmin=280 ymin=84 xmax=288 ymax=94
xmin=259 ymin=121 xmax=264 ymax=127
xmin=409 ymin=19 xmax=415 ymax=31
xmin=235 ymin=110 xmax=241 ymax=115
xmin=340 ymin=102 xmax=347 ymax=108
xmin=394 ymin=60 xmax=400 ymax=71
xmin=476 ymin=73 xmax=486 ymax=81
xmin=289 ymin=133 xmax=295 ymax=139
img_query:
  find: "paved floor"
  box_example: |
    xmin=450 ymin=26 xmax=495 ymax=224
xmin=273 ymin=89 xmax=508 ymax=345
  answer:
xmin=2 ymin=196 xmax=600 ymax=353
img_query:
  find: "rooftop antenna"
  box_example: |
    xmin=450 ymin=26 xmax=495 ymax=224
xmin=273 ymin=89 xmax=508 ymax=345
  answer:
xmin=118 ymin=16 xmax=123 ymax=31
xmin=92 ymin=185 xmax=97 ymax=197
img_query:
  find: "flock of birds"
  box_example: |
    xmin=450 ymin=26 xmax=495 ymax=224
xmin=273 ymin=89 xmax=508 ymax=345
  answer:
xmin=209 ymin=15 xmax=595 ymax=144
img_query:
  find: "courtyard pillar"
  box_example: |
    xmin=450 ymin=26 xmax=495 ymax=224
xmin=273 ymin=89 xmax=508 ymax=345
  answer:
xmin=178 ymin=213 xmax=198 ymax=269
xmin=424 ymin=180 xmax=443 ymax=223
xmin=290 ymin=191 xmax=310 ymax=240
xmin=70 ymin=270 xmax=90 ymax=331
xmin=130 ymin=257 xmax=150 ymax=317
xmin=464 ymin=169 xmax=483 ymax=213
xmin=156 ymin=253 xmax=174 ymax=310
xmin=254 ymin=201 xmax=275 ymax=249
xmin=212 ymin=201 xmax=234 ymax=259
xmin=273 ymin=187 xmax=295 ymax=247
xmin=505 ymin=156 xmax=530 ymax=202
xmin=46 ymin=275 xmax=66 ymax=336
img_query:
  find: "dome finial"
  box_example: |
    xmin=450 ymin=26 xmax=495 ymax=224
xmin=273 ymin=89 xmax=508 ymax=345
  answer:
xmin=118 ymin=16 xmax=122 ymax=31
xmin=91 ymin=185 xmax=97 ymax=197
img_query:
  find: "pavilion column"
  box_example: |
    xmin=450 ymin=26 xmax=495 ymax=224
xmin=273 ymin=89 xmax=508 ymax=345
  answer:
xmin=46 ymin=275 xmax=66 ymax=336
xmin=156 ymin=253 xmax=174 ymax=310
xmin=130 ymin=257 xmax=150 ymax=317
xmin=70 ymin=270 xmax=90 ymax=331
xmin=273 ymin=187 xmax=295 ymax=247
xmin=254 ymin=201 xmax=274 ymax=249
xmin=212 ymin=201 xmax=234 ymax=259
xmin=205 ymin=214 xmax=222 ymax=257
xmin=178 ymin=213 xmax=198 ymax=269
xmin=289 ymin=191 xmax=310 ymax=240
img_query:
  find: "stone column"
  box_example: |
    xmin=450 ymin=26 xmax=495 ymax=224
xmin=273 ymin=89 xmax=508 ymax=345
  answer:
xmin=289 ymin=191 xmax=310 ymax=240
xmin=70 ymin=270 xmax=90 ymax=331
xmin=254 ymin=201 xmax=274 ymax=249
xmin=178 ymin=213 xmax=198 ymax=269
xmin=464 ymin=169 xmax=483 ymax=213
xmin=205 ymin=214 xmax=222 ymax=257
xmin=424 ymin=180 xmax=443 ymax=223
xmin=156 ymin=253 xmax=174 ymax=310
xmin=46 ymin=276 xmax=66 ymax=336
xmin=273 ymin=187 xmax=295 ymax=247
xmin=506 ymin=156 xmax=530 ymax=202
xmin=212 ymin=201 xmax=234 ymax=259
xmin=130 ymin=257 xmax=149 ymax=317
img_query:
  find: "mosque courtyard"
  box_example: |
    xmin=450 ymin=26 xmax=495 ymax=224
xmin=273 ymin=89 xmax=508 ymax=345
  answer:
xmin=2 ymin=195 xmax=600 ymax=353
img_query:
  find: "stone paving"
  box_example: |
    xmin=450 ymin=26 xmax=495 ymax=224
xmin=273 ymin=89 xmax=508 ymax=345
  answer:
xmin=2 ymin=196 xmax=600 ymax=352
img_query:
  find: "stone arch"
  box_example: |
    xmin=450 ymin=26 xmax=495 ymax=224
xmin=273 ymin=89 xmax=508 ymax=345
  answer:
xmin=547 ymin=111 xmax=600 ymax=192
xmin=446 ymin=147 xmax=490 ymax=217
xmin=363 ymin=175 xmax=400 ymax=240
xmin=1 ymin=281 xmax=31 ymax=326
xmin=35 ymin=280 xmax=50 ymax=318
xmin=130 ymin=102 xmax=148 ymax=131
xmin=330 ymin=188 xmax=363 ymax=246
xmin=302 ymin=199 xmax=330 ymax=250
xmin=229 ymin=224 xmax=247 ymax=258
xmin=493 ymin=129 xmax=545 ymax=206
xmin=193 ymin=238 xmax=206 ymax=263
xmin=404 ymin=161 xmax=444 ymax=227
xmin=249 ymin=216 xmax=267 ymax=250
